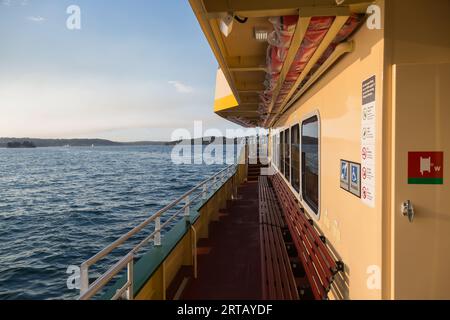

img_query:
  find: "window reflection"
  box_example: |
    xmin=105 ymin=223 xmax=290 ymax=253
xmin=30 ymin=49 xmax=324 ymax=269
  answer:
xmin=302 ymin=116 xmax=319 ymax=214
xmin=291 ymin=125 xmax=300 ymax=192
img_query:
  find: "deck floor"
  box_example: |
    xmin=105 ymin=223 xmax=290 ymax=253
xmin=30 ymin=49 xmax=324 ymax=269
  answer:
xmin=181 ymin=181 xmax=262 ymax=300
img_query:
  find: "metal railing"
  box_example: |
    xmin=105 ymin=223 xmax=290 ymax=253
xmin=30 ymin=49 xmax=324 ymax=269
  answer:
xmin=78 ymin=164 xmax=239 ymax=300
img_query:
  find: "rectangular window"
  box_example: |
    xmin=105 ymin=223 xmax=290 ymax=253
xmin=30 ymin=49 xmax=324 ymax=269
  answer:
xmin=275 ymin=133 xmax=279 ymax=169
xmin=290 ymin=125 xmax=300 ymax=192
xmin=271 ymin=135 xmax=275 ymax=167
xmin=277 ymin=133 xmax=280 ymax=168
xmin=302 ymin=116 xmax=319 ymax=214
xmin=284 ymin=129 xmax=290 ymax=181
xmin=273 ymin=134 xmax=277 ymax=168
xmin=280 ymin=131 xmax=285 ymax=175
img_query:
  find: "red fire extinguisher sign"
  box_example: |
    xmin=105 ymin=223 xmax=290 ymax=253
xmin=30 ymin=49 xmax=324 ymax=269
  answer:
xmin=408 ymin=152 xmax=444 ymax=185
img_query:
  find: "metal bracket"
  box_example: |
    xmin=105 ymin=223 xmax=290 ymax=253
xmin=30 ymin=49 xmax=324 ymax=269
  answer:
xmin=335 ymin=261 xmax=345 ymax=273
xmin=319 ymin=236 xmax=327 ymax=244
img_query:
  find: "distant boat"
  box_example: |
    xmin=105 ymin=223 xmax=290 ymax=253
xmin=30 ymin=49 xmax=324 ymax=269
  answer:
xmin=91 ymin=144 xmax=95 ymax=148
xmin=63 ymin=145 xmax=71 ymax=148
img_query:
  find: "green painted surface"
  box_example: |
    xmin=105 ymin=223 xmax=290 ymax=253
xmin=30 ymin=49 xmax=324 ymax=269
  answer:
xmin=408 ymin=178 xmax=444 ymax=185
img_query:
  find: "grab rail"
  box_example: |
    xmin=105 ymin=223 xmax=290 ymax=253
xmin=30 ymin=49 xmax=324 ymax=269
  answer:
xmin=78 ymin=163 xmax=238 ymax=300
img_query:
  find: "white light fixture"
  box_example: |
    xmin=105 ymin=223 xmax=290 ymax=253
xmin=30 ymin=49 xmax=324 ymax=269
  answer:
xmin=254 ymin=28 xmax=269 ymax=42
xmin=220 ymin=14 xmax=234 ymax=37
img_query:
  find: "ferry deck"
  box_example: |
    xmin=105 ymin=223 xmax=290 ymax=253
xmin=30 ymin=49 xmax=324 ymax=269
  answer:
xmin=78 ymin=0 xmax=450 ymax=300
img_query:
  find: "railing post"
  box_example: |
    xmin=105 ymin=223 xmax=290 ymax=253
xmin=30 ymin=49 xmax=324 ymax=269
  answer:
xmin=80 ymin=263 xmax=89 ymax=297
xmin=184 ymin=196 xmax=190 ymax=219
xmin=202 ymin=183 xmax=208 ymax=200
xmin=154 ymin=216 xmax=161 ymax=247
xmin=213 ymin=176 xmax=217 ymax=189
xmin=126 ymin=259 xmax=134 ymax=300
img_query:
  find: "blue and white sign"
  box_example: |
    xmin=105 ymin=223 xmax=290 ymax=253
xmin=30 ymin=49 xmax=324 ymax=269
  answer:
xmin=350 ymin=163 xmax=361 ymax=198
xmin=352 ymin=166 xmax=358 ymax=183
xmin=340 ymin=160 xmax=350 ymax=191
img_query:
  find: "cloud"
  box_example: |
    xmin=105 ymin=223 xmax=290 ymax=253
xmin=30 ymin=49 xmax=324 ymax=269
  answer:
xmin=2 ymin=0 xmax=28 ymax=6
xmin=27 ymin=16 xmax=46 ymax=23
xmin=168 ymin=81 xmax=194 ymax=94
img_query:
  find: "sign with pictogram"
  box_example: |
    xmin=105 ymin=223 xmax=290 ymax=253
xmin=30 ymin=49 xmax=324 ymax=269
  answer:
xmin=350 ymin=163 xmax=361 ymax=198
xmin=361 ymin=75 xmax=376 ymax=208
xmin=340 ymin=160 xmax=361 ymax=198
xmin=408 ymin=152 xmax=444 ymax=185
xmin=340 ymin=160 xmax=350 ymax=191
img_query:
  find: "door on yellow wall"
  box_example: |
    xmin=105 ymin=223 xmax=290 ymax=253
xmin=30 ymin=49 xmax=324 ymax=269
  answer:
xmin=392 ymin=63 xmax=450 ymax=299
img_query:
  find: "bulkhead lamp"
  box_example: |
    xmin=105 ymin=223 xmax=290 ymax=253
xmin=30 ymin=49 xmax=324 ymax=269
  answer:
xmin=220 ymin=14 xmax=234 ymax=37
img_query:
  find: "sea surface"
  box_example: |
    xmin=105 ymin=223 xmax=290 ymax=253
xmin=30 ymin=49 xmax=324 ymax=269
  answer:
xmin=0 ymin=145 xmax=232 ymax=300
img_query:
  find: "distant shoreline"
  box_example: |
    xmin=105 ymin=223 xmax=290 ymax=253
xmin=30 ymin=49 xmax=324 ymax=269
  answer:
xmin=0 ymin=137 xmax=241 ymax=148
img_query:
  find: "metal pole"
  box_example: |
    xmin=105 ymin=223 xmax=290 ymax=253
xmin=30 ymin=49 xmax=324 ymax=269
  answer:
xmin=127 ymin=259 xmax=134 ymax=300
xmin=184 ymin=196 xmax=190 ymax=219
xmin=154 ymin=217 xmax=161 ymax=247
xmin=80 ymin=263 xmax=89 ymax=297
xmin=202 ymin=183 xmax=208 ymax=200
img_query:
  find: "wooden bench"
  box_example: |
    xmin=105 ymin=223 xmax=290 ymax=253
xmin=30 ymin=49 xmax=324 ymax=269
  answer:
xmin=259 ymin=176 xmax=299 ymax=300
xmin=270 ymin=173 xmax=343 ymax=300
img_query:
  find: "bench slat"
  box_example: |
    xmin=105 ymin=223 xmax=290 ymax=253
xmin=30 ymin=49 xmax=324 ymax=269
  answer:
xmin=269 ymin=173 xmax=341 ymax=300
xmin=259 ymin=176 xmax=299 ymax=300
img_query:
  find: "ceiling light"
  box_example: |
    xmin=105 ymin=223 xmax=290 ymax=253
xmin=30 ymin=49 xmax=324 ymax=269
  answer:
xmin=254 ymin=28 xmax=269 ymax=42
xmin=220 ymin=14 xmax=234 ymax=37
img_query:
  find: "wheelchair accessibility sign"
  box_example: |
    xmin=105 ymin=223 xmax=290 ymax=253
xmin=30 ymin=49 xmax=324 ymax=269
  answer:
xmin=340 ymin=160 xmax=361 ymax=198
xmin=350 ymin=163 xmax=361 ymax=198
xmin=340 ymin=160 xmax=350 ymax=191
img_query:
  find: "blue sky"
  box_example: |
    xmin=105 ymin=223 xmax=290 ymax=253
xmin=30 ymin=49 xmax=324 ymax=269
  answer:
xmin=0 ymin=0 xmax=241 ymax=141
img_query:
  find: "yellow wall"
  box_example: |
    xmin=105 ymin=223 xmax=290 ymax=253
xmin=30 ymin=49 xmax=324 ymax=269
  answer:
xmin=390 ymin=63 xmax=450 ymax=300
xmin=272 ymin=0 xmax=386 ymax=300
xmin=384 ymin=0 xmax=450 ymax=299
xmin=271 ymin=0 xmax=450 ymax=300
xmin=384 ymin=0 xmax=450 ymax=65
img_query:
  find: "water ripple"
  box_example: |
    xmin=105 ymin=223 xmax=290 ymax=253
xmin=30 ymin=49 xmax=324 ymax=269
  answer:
xmin=0 ymin=145 xmax=227 ymax=300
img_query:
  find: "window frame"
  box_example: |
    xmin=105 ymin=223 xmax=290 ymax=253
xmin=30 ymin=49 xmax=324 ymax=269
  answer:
xmin=280 ymin=130 xmax=285 ymax=176
xmin=290 ymin=123 xmax=300 ymax=193
xmin=270 ymin=131 xmax=276 ymax=169
xmin=300 ymin=111 xmax=321 ymax=220
xmin=277 ymin=133 xmax=280 ymax=169
xmin=283 ymin=128 xmax=291 ymax=182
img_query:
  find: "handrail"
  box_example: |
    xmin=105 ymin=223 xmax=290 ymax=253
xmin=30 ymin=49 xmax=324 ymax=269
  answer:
xmin=78 ymin=162 xmax=239 ymax=300
xmin=80 ymin=253 xmax=134 ymax=300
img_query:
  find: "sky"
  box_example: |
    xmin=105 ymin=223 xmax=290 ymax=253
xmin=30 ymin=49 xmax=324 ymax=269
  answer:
xmin=0 ymin=0 xmax=243 ymax=141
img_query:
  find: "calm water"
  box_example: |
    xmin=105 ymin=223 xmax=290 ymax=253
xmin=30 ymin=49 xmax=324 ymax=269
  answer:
xmin=0 ymin=146 xmax=229 ymax=300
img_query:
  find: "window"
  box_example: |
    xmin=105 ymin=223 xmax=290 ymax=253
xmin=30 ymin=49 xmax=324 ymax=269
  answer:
xmin=284 ymin=129 xmax=290 ymax=181
xmin=277 ymin=133 xmax=280 ymax=168
xmin=290 ymin=125 xmax=300 ymax=192
xmin=302 ymin=116 xmax=319 ymax=214
xmin=273 ymin=134 xmax=278 ymax=169
xmin=280 ymin=131 xmax=285 ymax=175
xmin=273 ymin=134 xmax=277 ymax=168
xmin=271 ymin=135 xmax=275 ymax=166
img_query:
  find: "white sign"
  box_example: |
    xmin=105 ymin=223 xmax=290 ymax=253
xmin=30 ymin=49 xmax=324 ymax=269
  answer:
xmin=361 ymin=76 xmax=376 ymax=208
